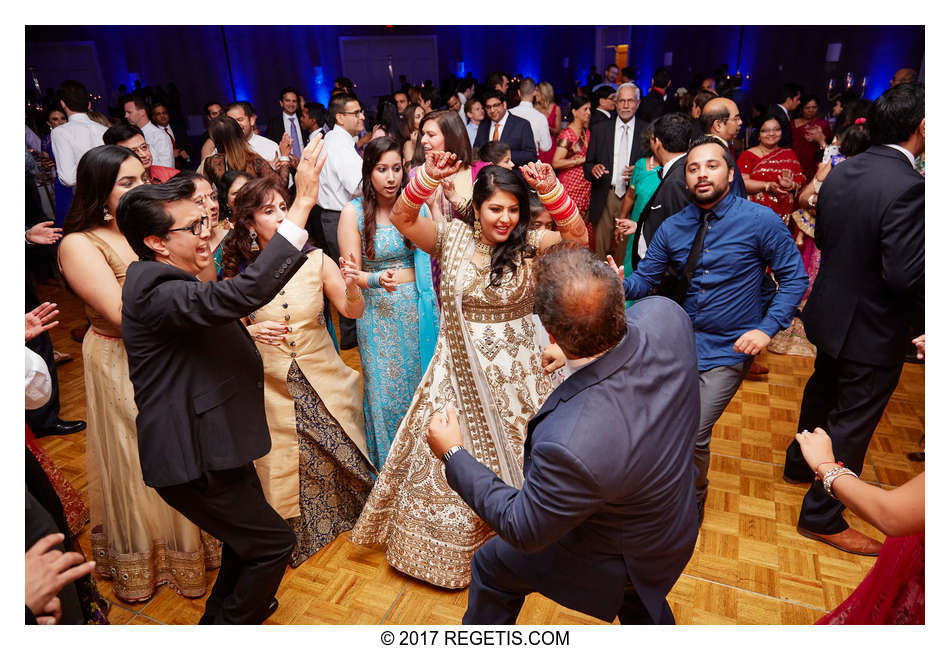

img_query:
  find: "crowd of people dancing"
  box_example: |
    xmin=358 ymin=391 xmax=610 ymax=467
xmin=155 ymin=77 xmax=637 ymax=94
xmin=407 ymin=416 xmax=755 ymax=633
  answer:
xmin=24 ymin=61 xmax=924 ymax=626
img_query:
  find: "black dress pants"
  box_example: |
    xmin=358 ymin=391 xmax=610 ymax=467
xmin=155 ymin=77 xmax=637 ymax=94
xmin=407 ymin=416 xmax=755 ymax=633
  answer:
xmin=155 ymin=463 xmax=296 ymax=624
xmin=784 ymin=349 xmax=903 ymax=534
xmin=319 ymin=208 xmax=357 ymax=348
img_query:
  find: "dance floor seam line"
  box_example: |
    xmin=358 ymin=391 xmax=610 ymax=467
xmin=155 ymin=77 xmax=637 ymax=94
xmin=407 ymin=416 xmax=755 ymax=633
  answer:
xmin=708 ymin=450 xmax=905 ymax=490
xmin=379 ymin=581 xmax=409 ymax=625
xmin=679 ymin=573 xmax=831 ymax=614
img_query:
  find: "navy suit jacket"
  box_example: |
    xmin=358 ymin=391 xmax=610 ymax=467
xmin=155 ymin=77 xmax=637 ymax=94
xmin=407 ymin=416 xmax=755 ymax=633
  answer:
xmin=473 ymin=111 xmax=537 ymax=166
xmin=803 ymin=145 xmax=924 ymax=366
xmin=446 ymin=297 xmax=700 ymax=623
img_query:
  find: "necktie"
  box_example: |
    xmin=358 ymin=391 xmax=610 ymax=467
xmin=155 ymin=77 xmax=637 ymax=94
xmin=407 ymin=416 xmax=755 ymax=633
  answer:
xmin=615 ymin=124 xmax=629 ymax=198
xmin=288 ymin=117 xmax=302 ymax=158
xmin=162 ymin=126 xmax=176 ymax=151
xmin=492 ymin=122 xmax=501 ymax=141
xmin=674 ymin=210 xmax=712 ymax=304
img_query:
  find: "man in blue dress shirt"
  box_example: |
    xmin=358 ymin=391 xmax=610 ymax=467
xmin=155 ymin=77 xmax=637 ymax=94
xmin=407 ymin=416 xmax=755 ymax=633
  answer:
xmin=618 ymin=136 xmax=808 ymax=523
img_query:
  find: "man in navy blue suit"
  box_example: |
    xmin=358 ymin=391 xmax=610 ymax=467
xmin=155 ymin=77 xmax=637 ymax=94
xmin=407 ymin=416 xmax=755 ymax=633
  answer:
xmin=427 ymin=244 xmax=700 ymax=624
xmin=472 ymin=90 xmax=537 ymax=166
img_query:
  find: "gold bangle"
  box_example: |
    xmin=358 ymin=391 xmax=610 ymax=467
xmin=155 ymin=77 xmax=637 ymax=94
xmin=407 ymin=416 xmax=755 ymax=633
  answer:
xmin=345 ymin=289 xmax=362 ymax=302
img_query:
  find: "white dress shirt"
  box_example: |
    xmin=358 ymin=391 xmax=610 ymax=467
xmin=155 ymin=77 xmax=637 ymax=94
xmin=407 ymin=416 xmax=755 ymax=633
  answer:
xmin=141 ymin=120 xmax=175 ymax=168
xmin=466 ymin=121 xmax=479 ymax=147
xmin=50 ymin=113 xmax=108 ymax=186
xmin=509 ymin=101 xmax=553 ymax=155
xmin=317 ymin=124 xmax=362 ymax=211
xmin=611 ymin=117 xmax=637 ymax=196
xmin=25 ymin=347 xmax=52 ymax=410
xmin=456 ymin=92 xmax=468 ymax=122
xmin=282 ymin=112 xmax=305 ymax=153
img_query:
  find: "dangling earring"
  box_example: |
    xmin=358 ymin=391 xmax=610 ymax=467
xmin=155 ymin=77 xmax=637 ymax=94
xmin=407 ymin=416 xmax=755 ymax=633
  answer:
xmin=249 ymin=230 xmax=259 ymax=252
xmin=103 ymin=206 xmax=113 ymax=222
xmin=473 ymin=219 xmax=482 ymax=240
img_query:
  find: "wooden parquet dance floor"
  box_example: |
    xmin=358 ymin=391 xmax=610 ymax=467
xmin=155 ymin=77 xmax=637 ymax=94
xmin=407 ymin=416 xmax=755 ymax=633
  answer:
xmin=35 ymin=277 xmax=924 ymax=625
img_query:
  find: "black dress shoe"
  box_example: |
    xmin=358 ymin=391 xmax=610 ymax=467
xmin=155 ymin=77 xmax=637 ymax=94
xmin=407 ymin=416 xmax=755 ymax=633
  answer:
xmin=34 ymin=420 xmax=86 ymax=437
xmin=261 ymin=598 xmax=279 ymax=623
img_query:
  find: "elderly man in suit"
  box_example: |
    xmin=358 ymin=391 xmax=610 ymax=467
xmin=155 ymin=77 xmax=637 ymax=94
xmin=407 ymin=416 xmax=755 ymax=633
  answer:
xmin=784 ymin=83 xmax=924 ymax=556
xmin=427 ymin=244 xmax=700 ymax=625
xmin=472 ymin=90 xmax=537 ymax=166
xmin=116 ymin=135 xmax=330 ymax=624
xmin=583 ymin=82 xmax=645 ymax=261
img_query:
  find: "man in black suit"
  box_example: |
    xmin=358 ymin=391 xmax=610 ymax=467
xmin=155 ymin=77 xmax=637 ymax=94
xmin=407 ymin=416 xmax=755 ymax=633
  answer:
xmin=638 ymin=67 xmax=672 ymax=123
xmin=764 ymin=83 xmax=801 ymax=148
xmin=624 ymin=112 xmax=691 ymax=269
xmin=116 ymin=135 xmax=329 ymax=624
xmin=266 ymin=87 xmax=306 ymax=159
xmin=588 ymin=85 xmax=615 ymax=129
xmin=784 ymin=83 xmax=924 ymax=556
xmin=427 ymin=246 xmax=700 ymax=624
xmin=472 ymin=90 xmax=536 ymax=166
xmin=583 ymin=82 xmax=645 ymax=261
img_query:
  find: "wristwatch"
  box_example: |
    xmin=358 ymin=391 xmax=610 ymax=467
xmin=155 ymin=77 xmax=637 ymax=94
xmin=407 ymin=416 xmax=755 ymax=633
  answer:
xmin=442 ymin=445 xmax=464 ymax=464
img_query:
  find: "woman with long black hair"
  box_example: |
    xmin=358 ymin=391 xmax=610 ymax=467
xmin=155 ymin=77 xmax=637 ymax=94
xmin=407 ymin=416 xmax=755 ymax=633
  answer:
xmin=57 ymin=146 xmax=219 ymax=602
xmin=351 ymin=154 xmax=588 ymax=589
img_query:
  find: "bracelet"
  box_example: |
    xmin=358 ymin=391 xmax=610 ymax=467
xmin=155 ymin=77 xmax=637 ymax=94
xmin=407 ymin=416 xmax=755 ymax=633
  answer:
xmin=812 ymin=179 xmax=823 ymax=192
xmin=401 ymin=168 xmax=440 ymax=210
xmin=822 ymin=465 xmax=858 ymax=499
xmin=345 ymin=288 xmax=362 ymax=302
xmin=538 ymin=180 xmax=578 ymax=224
xmin=442 ymin=444 xmax=464 ymax=464
xmin=764 ymin=182 xmax=772 ymax=194
xmin=368 ymin=272 xmax=382 ymax=289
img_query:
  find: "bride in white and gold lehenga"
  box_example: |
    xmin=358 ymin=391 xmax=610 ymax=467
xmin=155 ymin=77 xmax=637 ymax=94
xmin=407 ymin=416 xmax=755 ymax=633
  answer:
xmin=350 ymin=153 xmax=588 ymax=588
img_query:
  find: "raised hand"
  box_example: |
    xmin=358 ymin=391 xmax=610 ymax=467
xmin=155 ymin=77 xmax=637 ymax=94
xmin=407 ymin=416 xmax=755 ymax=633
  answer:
xmin=424 ymin=151 xmax=463 ymax=182
xmin=606 ymin=255 xmax=625 ymax=283
xmin=340 ymin=252 xmax=362 ymax=290
xmin=290 ymin=133 xmax=327 ymax=208
xmin=279 ymin=132 xmax=292 ymax=157
xmin=519 ymin=162 xmax=558 ymax=194
xmin=26 ymin=302 xmax=60 ymax=342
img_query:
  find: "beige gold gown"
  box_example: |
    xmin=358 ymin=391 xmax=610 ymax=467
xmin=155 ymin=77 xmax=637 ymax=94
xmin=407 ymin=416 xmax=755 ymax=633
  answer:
xmin=66 ymin=232 xmax=219 ymax=602
xmin=350 ymin=221 xmax=553 ymax=588
xmin=248 ymin=250 xmax=375 ymax=567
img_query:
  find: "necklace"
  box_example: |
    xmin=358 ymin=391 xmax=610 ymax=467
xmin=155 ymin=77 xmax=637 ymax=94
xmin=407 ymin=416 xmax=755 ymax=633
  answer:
xmin=474 ymin=238 xmax=494 ymax=258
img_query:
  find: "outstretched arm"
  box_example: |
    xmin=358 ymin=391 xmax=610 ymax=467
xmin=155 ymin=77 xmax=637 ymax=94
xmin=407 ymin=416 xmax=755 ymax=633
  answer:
xmin=389 ymin=151 xmax=462 ymax=255
xmin=520 ymin=162 xmax=588 ymax=249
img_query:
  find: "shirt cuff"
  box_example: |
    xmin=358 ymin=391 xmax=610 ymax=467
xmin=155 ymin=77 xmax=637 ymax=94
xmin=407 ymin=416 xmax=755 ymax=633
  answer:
xmin=276 ymin=219 xmax=308 ymax=250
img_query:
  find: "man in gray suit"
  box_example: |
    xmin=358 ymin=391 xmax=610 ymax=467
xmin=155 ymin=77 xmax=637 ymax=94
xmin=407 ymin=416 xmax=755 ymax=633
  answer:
xmin=427 ymin=245 xmax=700 ymax=624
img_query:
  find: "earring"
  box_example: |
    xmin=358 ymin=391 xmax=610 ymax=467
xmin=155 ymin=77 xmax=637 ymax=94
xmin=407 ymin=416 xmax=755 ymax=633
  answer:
xmin=249 ymin=230 xmax=259 ymax=252
xmin=473 ymin=219 xmax=482 ymax=240
xmin=103 ymin=206 xmax=113 ymax=222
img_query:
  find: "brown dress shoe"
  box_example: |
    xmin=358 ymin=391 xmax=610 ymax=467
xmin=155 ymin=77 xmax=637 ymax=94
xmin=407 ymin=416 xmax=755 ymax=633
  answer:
xmin=747 ymin=361 xmax=769 ymax=375
xmin=797 ymin=526 xmax=882 ymax=556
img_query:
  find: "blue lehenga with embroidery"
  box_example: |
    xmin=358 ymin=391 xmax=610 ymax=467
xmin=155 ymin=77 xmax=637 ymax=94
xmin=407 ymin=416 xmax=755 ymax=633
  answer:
xmin=353 ymin=198 xmax=439 ymax=468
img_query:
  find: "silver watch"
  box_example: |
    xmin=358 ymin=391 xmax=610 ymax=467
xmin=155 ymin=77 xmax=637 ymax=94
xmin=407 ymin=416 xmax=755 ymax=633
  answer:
xmin=442 ymin=445 xmax=464 ymax=464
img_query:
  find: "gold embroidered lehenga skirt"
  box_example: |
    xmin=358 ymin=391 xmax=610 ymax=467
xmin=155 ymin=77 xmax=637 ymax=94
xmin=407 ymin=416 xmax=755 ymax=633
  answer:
xmin=350 ymin=220 xmax=552 ymax=588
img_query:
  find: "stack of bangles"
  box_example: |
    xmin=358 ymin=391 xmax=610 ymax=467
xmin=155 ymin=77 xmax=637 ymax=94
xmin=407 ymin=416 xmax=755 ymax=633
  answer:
xmin=818 ymin=462 xmax=858 ymax=499
xmin=538 ymin=182 xmax=581 ymax=230
xmin=401 ymin=165 xmax=440 ymax=210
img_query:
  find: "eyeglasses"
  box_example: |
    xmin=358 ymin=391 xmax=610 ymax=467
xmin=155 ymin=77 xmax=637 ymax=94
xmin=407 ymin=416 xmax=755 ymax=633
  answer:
xmin=485 ymin=102 xmax=504 ymax=110
xmin=194 ymin=191 xmax=218 ymax=206
xmin=341 ymin=109 xmax=365 ymax=117
xmin=127 ymin=142 xmax=150 ymax=155
xmin=167 ymin=215 xmax=210 ymax=236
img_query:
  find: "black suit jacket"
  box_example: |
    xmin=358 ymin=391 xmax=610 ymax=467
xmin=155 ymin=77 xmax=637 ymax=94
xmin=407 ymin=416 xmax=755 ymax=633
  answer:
xmin=627 ymin=154 xmax=691 ymax=269
xmin=637 ymin=89 xmax=668 ymax=123
xmin=446 ymin=298 xmax=700 ymax=623
xmin=121 ymin=234 xmax=307 ymax=488
xmin=588 ymin=108 xmax=611 ymax=130
xmin=803 ymin=145 xmax=924 ymax=366
xmin=473 ymin=112 xmax=537 ymax=166
xmin=765 ymin=104 xmax=794 ymax=148
xmin=583 ymin=116 xmax=647 ymax=225
xmin=265 ymin=113 xmax=304 ymax=146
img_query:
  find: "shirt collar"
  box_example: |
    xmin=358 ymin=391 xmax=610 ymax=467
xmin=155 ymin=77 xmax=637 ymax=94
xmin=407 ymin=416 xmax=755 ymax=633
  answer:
xmin=67 ymin=112 xmax=92 ymax=124
xmin=778 ymin=105 xmax=790 ymax=120
xmin=662 ymin=152 xmax=686 ymax=178
xmin=697 ymin=189 xmax=737 ymax=220
xmin=563 ymin=351 xmax=606 ymax=378
xmin=493 ymin=111 xmax=508 ymax=128
xmin=332 ymin=123 xmax=358 ymax=143
xmin=615 ymin=116 xmax=635 ymax=133
xmin=597 ymin=108 xmax=611 ymax=118
xmin=885 ymin=143 xmax=916 ymax=167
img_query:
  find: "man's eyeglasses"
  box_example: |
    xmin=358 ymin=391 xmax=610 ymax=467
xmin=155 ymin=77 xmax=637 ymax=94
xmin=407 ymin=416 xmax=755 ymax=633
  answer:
xmin=485 ymin=102 xmax=504 ymax=110
xmin=194 ymin=192 xmax=218 ymax=206
xmin=167 ymin=215 xmax=210 ymax=236
xmin=127 ymin=142 xmax=150 ymax=155
xmin=341 ymin=109 xmax=365 ymax=117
